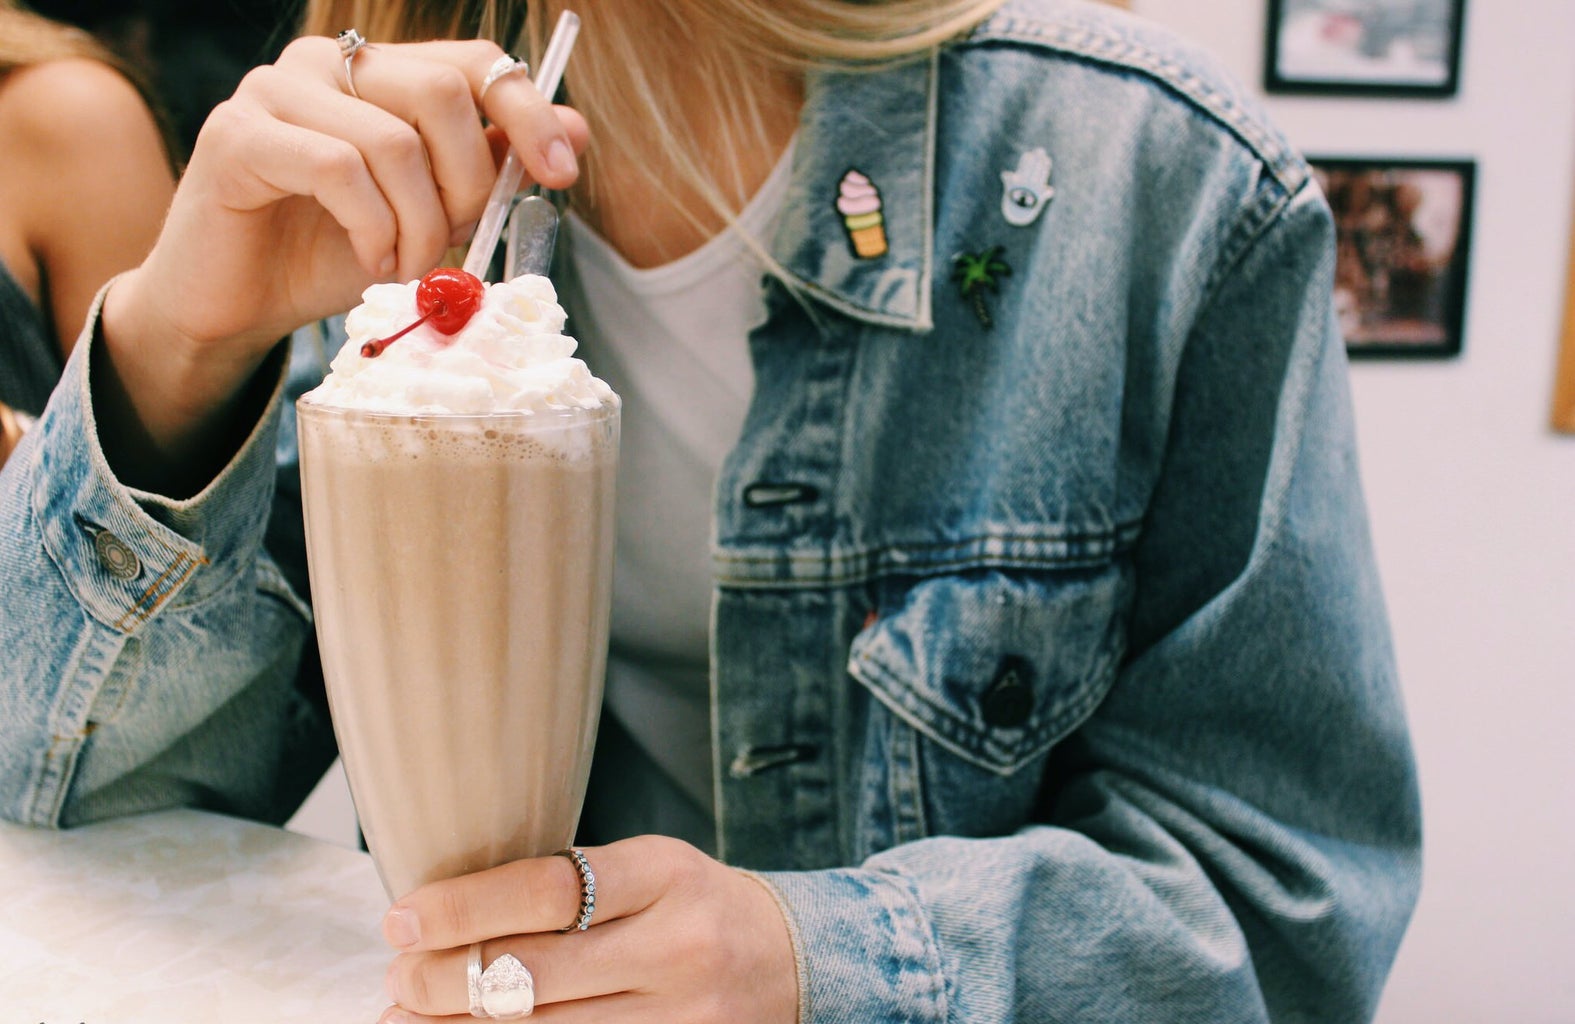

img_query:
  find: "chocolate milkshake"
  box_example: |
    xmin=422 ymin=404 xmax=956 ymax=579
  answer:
xmin=298 ymin=272 xmax=618 ymax=900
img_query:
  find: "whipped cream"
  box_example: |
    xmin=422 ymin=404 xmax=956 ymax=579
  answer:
xmin=303 ymin=274 xmax=617 ymax=415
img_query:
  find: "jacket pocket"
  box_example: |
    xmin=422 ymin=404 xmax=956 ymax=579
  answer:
xmin=846 ymin=566 xmax=1129 ymax=847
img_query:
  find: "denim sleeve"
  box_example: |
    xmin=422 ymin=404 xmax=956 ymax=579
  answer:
xmin=0 ymin=287 xmax=338 ymax=828
xmin=760 ymin=184 xmax=1422 ymax=1023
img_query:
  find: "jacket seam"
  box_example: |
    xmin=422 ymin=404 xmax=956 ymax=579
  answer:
xmin=1191 ymin=176 xmax=1313 ymax=339
xmin=724 ymin=523 xmax=1140 ymax=557
xmin=918 ymin=47 xmax=938 ymax=331
xmin=25 ymin=629 xmax=117 ymax=827
xmin=871 ymin=867 xmax=953 ymax=1024
xmin=961 ymin=13 xmax=1306 ymax=195
xmin=111 ymin=550 xmax=206 ymax=632
xmin=716 ymin=523 xmax=1141 ymax=587
xmin=717 ymin=555 xmax=1117 ymax=589
xmin=887 ymin=718 xmax=929 ymax=844
xmin=30 ymin=733 xmax=79 ymax=826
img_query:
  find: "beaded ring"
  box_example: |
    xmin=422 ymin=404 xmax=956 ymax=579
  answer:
xmin=554 ymin=847 xmax=596 ymax=932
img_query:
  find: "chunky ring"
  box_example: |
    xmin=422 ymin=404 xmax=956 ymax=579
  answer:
xmin=467 ymin=943 xmax=535 ymax=1019
xmin=336 ymin=28 xmax=371 ymax=99
xmin=480 ymin=54 xmax=530 ymax=100
xmin=555 ymin=847 xmax=596 ymax=932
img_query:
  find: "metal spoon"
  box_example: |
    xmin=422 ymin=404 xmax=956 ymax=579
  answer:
xmin=504 ymin=192 xmax=560 ymax=279
xmin=461 ymin=10 xmax=579 ymax=279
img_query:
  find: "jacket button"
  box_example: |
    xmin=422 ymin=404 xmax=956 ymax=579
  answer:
xmin=980 ymin=658 xmax=1034 ymax=729
xmin=93 ymin=530 xmax=141 ymax=580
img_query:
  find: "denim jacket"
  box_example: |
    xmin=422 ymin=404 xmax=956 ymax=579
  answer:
xmin=0 ymin=1 xmax=1420 ymax=1020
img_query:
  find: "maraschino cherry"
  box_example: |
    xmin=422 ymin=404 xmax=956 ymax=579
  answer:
xmin=361 ymin=267 xmax=485 ymax=358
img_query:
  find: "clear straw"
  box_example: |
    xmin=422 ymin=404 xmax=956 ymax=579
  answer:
xmin=462 ymin=10 xmax=581 ymax=280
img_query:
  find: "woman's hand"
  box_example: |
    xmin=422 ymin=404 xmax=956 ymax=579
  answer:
xmin=378 ymin=836 xmax=800 ymax=1024
xmin=98 ymin=35 xmax=588 ymax=476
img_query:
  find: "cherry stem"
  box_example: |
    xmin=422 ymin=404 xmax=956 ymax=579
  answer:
xmin=360 ymin=302 xmax=446 ymax=358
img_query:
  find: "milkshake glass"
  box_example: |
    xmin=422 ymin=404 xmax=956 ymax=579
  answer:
xmin=297 ymin=273 xmax=618 ymax=900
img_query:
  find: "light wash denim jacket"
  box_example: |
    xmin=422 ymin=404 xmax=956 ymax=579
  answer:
xmin=0 ymin=1 xmax=1420 ymax=1020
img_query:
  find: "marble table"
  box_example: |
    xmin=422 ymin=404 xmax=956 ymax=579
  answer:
xmin=0 ymin=808 xmax=392 ymax=1022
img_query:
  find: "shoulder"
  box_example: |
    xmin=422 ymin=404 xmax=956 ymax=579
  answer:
xmin=950 ymin=0 xmax=1306 ymax=193
xmin=0 ymin=57 xmax=173 ymax=357
xmin=0 ymin=57 xmax=162 ymax=165
xmin=0 ymin=57 xmax=170 ymax=224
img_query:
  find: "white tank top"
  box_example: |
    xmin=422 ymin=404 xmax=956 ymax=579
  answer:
xmin=558 ymin=138 xmax=796 ymax=850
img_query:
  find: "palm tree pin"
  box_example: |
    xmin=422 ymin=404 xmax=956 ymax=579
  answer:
xmin=951 ymin=246 xmax=1012 ymax=328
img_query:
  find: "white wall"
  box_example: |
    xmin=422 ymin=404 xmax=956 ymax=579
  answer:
xmin=1131 ymin=1 xmax=1575 ymax=1020
xmin=293 ymin=3 xmax=1575 ymax=1017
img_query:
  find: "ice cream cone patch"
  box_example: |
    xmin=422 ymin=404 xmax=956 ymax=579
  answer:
xmin=836 ymin=169 xmax=888 ymax=259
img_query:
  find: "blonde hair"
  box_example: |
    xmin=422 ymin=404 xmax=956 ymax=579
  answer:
xmin=0 ymin=1 xmax=119 ymax=70
xmin=0 ymin=1 xmax=180 ymax=164
xmin=301 ymin=0 xmax=1008 ymax=232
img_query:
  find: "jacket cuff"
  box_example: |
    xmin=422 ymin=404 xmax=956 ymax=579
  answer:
xmin=30 ymin=283 xmax=288 ymax=632
xmin=756 ymin=867 xmax=948 ymax=1024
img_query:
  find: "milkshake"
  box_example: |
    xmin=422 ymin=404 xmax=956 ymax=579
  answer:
xmin=298 ymin=271 xmax=618 ymax=900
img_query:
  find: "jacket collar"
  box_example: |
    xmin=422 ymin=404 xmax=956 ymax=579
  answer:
xmin=769 ymin=50 xmax=937 ymax=333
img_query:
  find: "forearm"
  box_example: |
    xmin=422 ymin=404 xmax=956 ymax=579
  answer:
xmin=763 ymin=830 xmax=1271 ymax=1024
xmin=765 ymin=595 xmax=1415 ymax=1024
xmin=764 ymin=758 xmax=1413 ymax=1024
xmin=96 ymin=270 xmax=286 ymax=498
xmin=0 ymin=308 xmax=333 ymax=827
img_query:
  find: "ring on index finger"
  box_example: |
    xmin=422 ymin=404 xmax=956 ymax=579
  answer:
xmin=337 ymin=28 xmax=372 ymax=98
xmin=480 ymin=55 xmax=530 ymax=100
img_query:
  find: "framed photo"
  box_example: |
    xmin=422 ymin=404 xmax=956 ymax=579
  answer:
xmin=1312 ymin=157 xmax=1474 ymax=359
xmin=1265 ymin=0 xmax=1467 ymax=98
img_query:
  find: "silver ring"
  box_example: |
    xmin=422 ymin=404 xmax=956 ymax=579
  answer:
xmin=555 ymin=848 xmax=596 ymax=932
xmin=480 ymin=54 xmax=530 ymax=100
xmin=467 ymin=943 xmax=535 ymax=1019
xmin=467 ymin=942 xmax=485 ymax=1017
xmin=337 ymin=28 xmax=370 ymax=99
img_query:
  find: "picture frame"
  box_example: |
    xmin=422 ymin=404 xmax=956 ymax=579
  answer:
xmin=1552 ymin=181 xmax=1575 ymax=433
xmin=1265 ymin=0 xmax=1467 ymax=98
xmin=1311 ymin=156 xmax=1475 ymax=359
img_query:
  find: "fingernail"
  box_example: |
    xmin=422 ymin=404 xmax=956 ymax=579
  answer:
xmin=449 ymin=220 xmax=479 ymax=247
xmin=545 ymin=138 xmax=577 ymax=179
xmin=384 ymin=906 xmax=421 ymax=948
xmin=384 ymin=961 xmax=401 ymax=1003
xmin=379 ymin=1011 xmax=411 ymax=1024
xmin=379 ymin=253 xmax=397 ymax=277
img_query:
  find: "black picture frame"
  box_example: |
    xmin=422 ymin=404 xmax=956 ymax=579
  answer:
xmin=1311 ymin=156 xmax=1475 ymax=360
xmin=1265 ymin=0 xmax=1467 ymax=98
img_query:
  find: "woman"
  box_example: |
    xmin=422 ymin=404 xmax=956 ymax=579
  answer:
xmin=0 ymin=0 xmax=174 ymax=466
xmin=0 ymin=0 xmax=1421 ymax=1021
